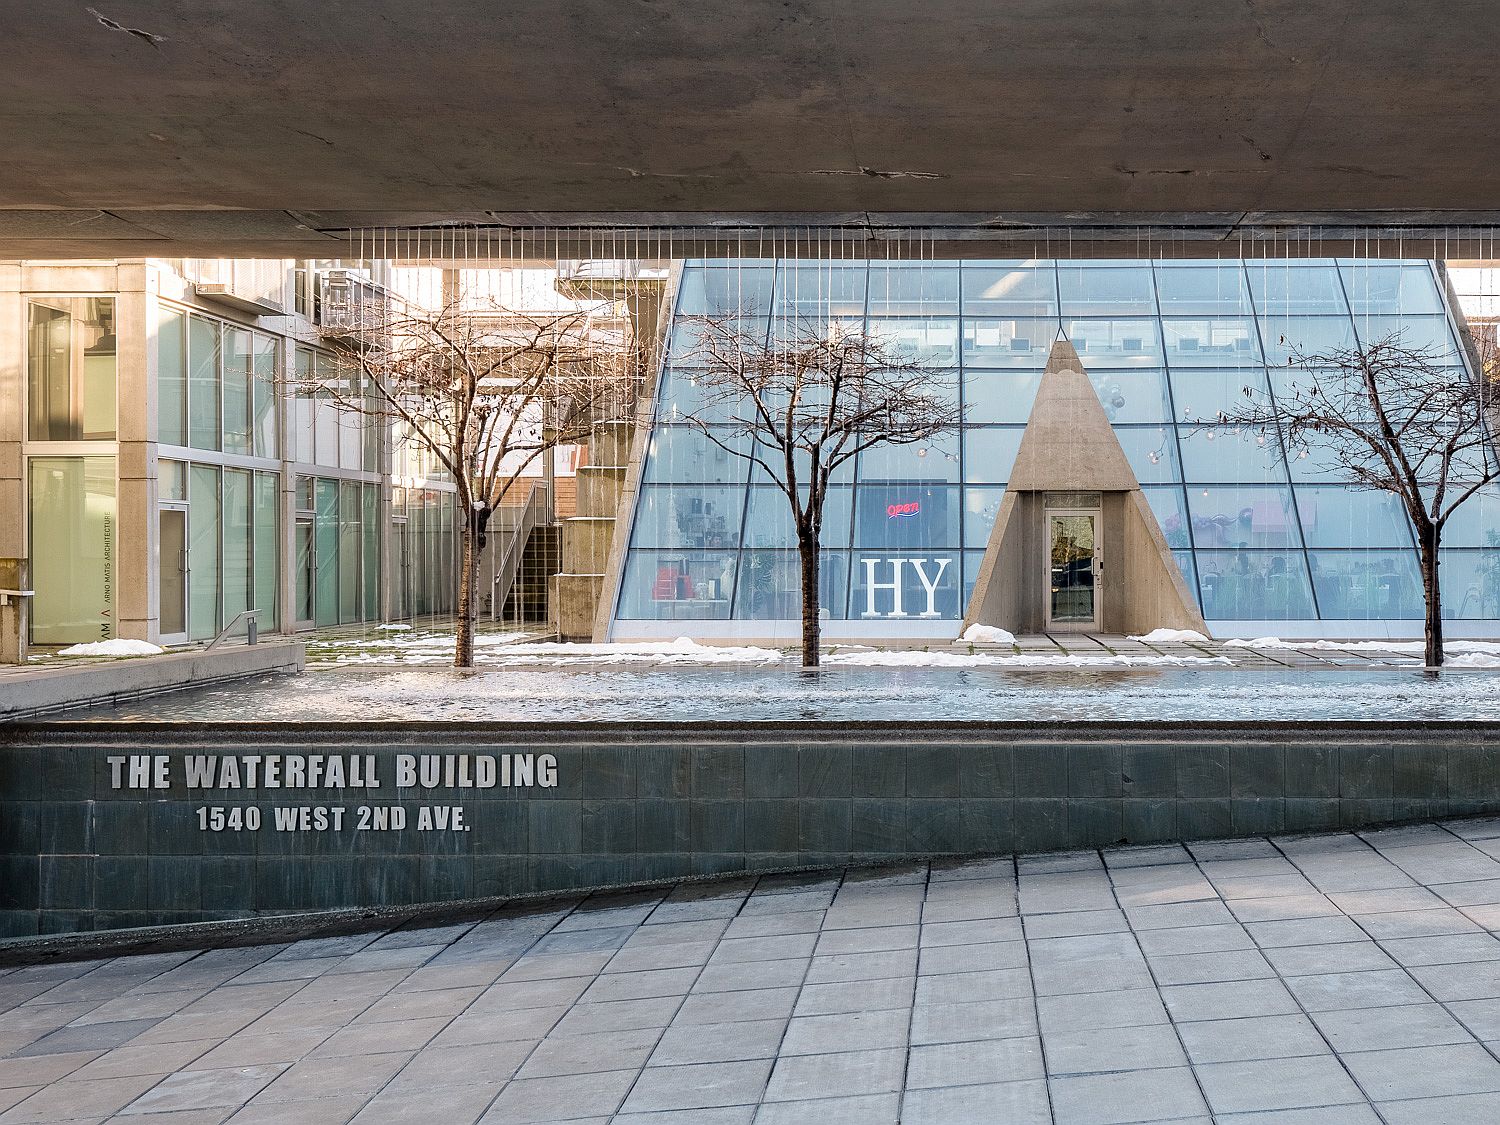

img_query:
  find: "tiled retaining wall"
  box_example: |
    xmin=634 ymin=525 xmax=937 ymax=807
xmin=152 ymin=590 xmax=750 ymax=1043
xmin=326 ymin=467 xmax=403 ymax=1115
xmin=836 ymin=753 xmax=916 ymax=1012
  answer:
xmin=2 ymin=722 xmax=1498 ymax=936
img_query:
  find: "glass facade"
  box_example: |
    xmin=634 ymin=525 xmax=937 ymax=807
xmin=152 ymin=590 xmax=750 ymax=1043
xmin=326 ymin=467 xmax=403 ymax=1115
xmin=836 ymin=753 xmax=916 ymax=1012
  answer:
xmin=617 ymin=258 xmax=1500 ymax=632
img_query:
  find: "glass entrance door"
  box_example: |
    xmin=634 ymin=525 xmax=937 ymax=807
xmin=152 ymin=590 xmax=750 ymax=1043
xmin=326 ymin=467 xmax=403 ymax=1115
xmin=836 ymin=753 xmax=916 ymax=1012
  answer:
xmin=1046 ymin=510 xmax=1100 ymax=630
xmin=294 ymin=516 xmax=315 ymax=628
xmin=157 ymin=507 xmax=188 ymax=641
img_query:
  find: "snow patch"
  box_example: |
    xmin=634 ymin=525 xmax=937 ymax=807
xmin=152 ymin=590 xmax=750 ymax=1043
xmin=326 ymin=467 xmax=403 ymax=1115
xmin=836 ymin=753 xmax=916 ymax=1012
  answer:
xmin=962 ymin=624 xmax=1016 ymax=645
xmin=1129 ymin=629 xmax=1211 ymax=645
xmin=376 ymin=623 xmax=413 ymax=632
xmin=824 ymin=650 xmax=1231 ymax=669
xmin=1224 ymin=637 xmax=1500 ymax=654
xmin=1441 ymin=653 xmax=1500 ymax=668
xmin=56 ymin=639 xmax=165 ymax=658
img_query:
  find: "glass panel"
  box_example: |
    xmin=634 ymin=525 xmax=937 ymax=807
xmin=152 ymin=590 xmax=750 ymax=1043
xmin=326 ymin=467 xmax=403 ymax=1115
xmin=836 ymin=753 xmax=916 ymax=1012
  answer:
xmin=314 ymin=479 xmax=340 ymax=626
xmin=668 ymin=315 xmax=766 ymax=365
xmin=858 ymin=434 xmax=960 ymax=483
xmin=1141 ymin=486 xmax=1191 ymax=548
xmin=773 ymin=262 xmax=867 ymax=318
xmin=27 ymin=456 xmax=116 ymax=644
xmin=1113 ymin=426 xmax=1178 ymax=485
xmin=222 ymin=469 xmax=252 ymax=636
xmin=867 ymin=265 xmax=959 ymax=315
xmin=27 ymin=298 xmax=116 ymax=441
xmin=1167 ymin=368 xmax=1269 ymax=425
xmin=1340 ymin=263 xmax=1444 ymax=314
xmin=157 ymin=306 xmax=187 ymax=445
xmin=158 ymin=507 xmax=187 ymax=637
xmin=1259 ymin=316 xmax=1355 ymax=366
xmin=188 ymin=315 xmax=221 ymax=451
xmin=295 ymin=518 xmax=314 ymax=624
xmin=223 ymin=328 xmax=253 ymax=455
xmin=293 ymin=349 xmax=315 ymax=464
xmin=866 ymin=318 xmax=960 ymax=366
xmin=618 ymin=550 xmax=737 ymax=619
xmin=1058 ymin=265 xmax=1155 ymax=315
xmin=1090 ymin=369 xmax=1172 ymax=423
xmin=1188 ymin=485 xmax=1303 ymax=548
xmin=339 ymin=375 xmax=363 ymax=470
xmin=851 ymin=552 xmax=962 ymax=619
xmin=963 ymin=370 xmax=1042 ymax=424
xmin=1441 ymin=549 xmax=1500 ymax=619
xmin=1154 ymin=264 xmax=1252 ymax=315
xmin=1438 ymin=485 xmax=1500 ymax=547
xmin=255 ymin=472 xmax=280 ymax=631
xmin=961 ymin=427 xmax=1024 ymax=484
xmin=158 ymin=459 xmax=187 ymax=501
xmin=313 ymin=355 xmax=339 ymax=466
xmin=339 ymin=480 xmax=361 ymax=623
xmin=963 ymin=486 xmax=1006 ymax=548
xmin=1247 ymin=264 xmax=1347 ymax=314
xmin=1048 ymin=513 xmax=1097 ymax=623
xmin=1161 ymin=317 xmax=1261 ymax=366
xmin=676 ymin=266 xmax=776 ymax=316
xmin=1308 ymin=551 xmax=1422 ymax=619
xmin=253 ymin=334 xmax=278 ymax=458
xmin=362 ymin=484 xmax=379 ymax=621
xmin=962 ymin=317 xmax=1059 ymax=367
xmin=643 ymin=426 xmax=751 ymax=484
xmin=1195 ymin=550 xmax=1315 ymax=619
xmin=1352 ymin=314 xmax=1458 ymax=360
xmin=1177 ymin=426 xmax=1290 ymax=484
xmin=733 ymin=549 xmax=849 ymax=620
xmin=854 ymin=484 xmax=961 ymax=550
xmin=962 ymin=265 xmax=1057 ymax=316
xmin=632 ymin=484 xmax=746 ymax=550
xmin=1296 ymin=486 xmax=1413 ymax=549
xmin=1064 ymin=318 xmax=1162 ymax=367
xmin=742 ymin=486 xmax=852 ymax=549
xmin=188 ymin=464 xmax=221 ymax=640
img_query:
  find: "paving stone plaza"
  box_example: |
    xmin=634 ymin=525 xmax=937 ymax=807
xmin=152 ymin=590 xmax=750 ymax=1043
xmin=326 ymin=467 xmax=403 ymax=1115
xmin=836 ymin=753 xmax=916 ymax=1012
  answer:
xmin=10 ymin=819 xmax=1500 ymax=1122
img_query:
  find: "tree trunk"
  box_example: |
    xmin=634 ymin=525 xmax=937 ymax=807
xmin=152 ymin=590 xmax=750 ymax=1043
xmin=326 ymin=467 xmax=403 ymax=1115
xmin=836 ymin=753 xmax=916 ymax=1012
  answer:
xmin=454 ymin=508 xmax=480 ymax=669
xmin=1418 ymin=525 xmax=1443 ymax=667
xmin=798 ymin=536 xmax=821 ymax=668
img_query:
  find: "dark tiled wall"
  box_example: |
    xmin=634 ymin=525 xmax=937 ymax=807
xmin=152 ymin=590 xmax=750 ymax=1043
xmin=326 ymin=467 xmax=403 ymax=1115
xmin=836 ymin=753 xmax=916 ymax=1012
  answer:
xmin=0 ymin=727 xmax=1494 ymax=936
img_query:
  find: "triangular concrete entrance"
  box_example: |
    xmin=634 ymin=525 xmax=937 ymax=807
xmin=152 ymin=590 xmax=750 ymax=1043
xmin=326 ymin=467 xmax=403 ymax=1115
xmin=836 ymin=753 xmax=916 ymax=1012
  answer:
xmin=963 ymin=338 xmax=1208 ymax=636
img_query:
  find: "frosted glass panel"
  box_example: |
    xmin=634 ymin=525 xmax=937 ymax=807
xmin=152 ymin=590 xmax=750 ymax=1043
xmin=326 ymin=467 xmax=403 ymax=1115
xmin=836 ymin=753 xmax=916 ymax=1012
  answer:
xmin=28 ymin=457 xmax=116 ymax=644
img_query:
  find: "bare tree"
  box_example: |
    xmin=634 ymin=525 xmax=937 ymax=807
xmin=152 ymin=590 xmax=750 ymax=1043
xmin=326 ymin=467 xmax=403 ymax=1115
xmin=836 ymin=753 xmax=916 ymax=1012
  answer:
xmin=307 ymin=291 xmax=634 ymax=668
xmin=679 ymin=316 xmax=961 ymax=667
xmin=1209 ymin=333 xmax=1499 ymax=666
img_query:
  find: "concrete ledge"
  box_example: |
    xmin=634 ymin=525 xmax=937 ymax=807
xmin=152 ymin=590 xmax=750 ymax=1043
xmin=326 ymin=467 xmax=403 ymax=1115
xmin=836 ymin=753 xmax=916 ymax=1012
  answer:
xmin=0 ymin=642 xmax=305 ymax=721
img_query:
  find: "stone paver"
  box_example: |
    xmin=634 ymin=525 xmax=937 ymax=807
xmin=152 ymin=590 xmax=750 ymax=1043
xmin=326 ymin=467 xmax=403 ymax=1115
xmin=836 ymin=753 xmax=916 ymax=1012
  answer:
xmin=16 ymin=820 xmax=1500 ymax=1119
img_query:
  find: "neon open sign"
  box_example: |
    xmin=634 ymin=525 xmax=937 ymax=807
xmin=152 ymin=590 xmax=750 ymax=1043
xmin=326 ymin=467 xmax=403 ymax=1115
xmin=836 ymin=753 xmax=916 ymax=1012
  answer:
xmin=886 ymin=501 xmax=920 ymax=518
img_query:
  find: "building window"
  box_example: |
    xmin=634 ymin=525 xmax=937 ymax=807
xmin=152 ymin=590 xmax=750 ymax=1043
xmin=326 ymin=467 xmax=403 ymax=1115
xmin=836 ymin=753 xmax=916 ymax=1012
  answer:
xmin=158 ymin=307 xmax=187 ymax=445
xmin=188 ymin=315 xmax=221 ymax=451
xmin=27 ymin=298 xmax=116 ymax=441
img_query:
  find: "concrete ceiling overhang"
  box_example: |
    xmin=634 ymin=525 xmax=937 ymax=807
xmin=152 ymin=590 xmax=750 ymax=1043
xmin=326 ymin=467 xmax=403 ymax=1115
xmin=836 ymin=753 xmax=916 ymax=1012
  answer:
xmin=6 ymin=1 xmax=1500 ymax=258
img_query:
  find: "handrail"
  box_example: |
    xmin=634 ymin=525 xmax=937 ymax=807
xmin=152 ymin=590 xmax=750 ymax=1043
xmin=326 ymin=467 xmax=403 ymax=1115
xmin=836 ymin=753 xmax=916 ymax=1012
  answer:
xmin=206 ymin=608 xmax=260 ymax=650
xmin=490 ymin=480 xmax=552 ymax=621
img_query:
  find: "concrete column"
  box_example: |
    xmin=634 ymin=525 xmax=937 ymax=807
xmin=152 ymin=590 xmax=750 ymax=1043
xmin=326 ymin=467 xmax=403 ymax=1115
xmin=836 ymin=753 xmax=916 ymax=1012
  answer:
xmin=114 ymin=264 xmax=155 ymax=642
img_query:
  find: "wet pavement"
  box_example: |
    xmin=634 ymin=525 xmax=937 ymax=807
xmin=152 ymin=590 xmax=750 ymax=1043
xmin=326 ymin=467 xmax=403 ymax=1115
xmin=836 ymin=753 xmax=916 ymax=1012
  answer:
xmin=10 ymin=819 xmax=1500 ymax=1121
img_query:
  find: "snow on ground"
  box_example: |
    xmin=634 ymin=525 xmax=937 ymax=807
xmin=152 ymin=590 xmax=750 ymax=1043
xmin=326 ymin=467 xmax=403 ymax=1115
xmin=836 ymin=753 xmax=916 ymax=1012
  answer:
xmin=1224 ymin=637 xmax=1500 ymax=654
xmin=1129 ymin=629 xmax=1211 ymax=644
xmin=55 ymin=639 xmax=165 ymax=657
xmin=376 ymin=623 xmax=413 ymax=632
xmin=1444 ymin=652 xmax=1500 ymax=668
xmin=961 ymin=624 xmax=1016 ymax=645
xmin=825 ymin=650 xmax=1231 ymax=668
